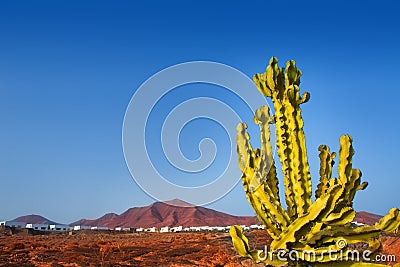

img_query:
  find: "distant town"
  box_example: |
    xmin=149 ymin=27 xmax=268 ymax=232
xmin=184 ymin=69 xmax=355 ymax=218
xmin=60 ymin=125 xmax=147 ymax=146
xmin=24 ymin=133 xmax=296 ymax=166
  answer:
xmin=0 ymin=219 xmax=368 ymax=234
xmin=0 ymin=220 xmax=266 ymax=233
xmin=0 ymin=200 xmax=372 ymax=235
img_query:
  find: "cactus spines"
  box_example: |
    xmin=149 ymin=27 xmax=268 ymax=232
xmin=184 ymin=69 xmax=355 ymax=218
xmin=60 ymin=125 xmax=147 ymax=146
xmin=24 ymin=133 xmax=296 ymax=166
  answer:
xmin=231 ymin=57 xmax=400 ymax=267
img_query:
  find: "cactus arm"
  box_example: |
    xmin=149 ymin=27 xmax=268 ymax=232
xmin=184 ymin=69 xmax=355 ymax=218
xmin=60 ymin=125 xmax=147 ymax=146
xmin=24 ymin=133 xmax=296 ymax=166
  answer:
xmin=338 ymin=135 xmax=359 ymax=202
xmin=237 ymin=123 xmax=289 ymax=238
xmin=285 ymin=59 xmax=312 ymax=217
xmin=241 ymin=175 xmax=281 ymax=238
xmin=254 ymin=57 xmax=313 ymax=219
xmin=302 ymin=185 xmax=346 ymax=243
xmin=254 ymin=58 xmax=298 ymax=220
xmin=338 ymin=134 xmax=354 ymax=185
xmin=296 ymin=184 xmax=352 ymax=246
xmin=236 ymin=122 xmax=253 ymax=174
xmin=270 ymin=191 xmax=331 ymax=250
xmin=236 ymin=117 xmax=290 ymax=237
xmin=230 ymin=225 xmax=251 ymax=257
xmin=336 ymin=135 xmax=370 ymax=207
xmin=285 ymin=60 xmax=302 ymax=87
xmin=308 ymin=223 xmax=381 ymax=246
xmin=237 ymin=124 xmax=280 ymax=238
xmin=248 ymin=175 xmax=288 ymax=237
xmin=307 ymin=208 xmax=400 ymax=248
xmin=274 ymin=94 xmax=298 ymax=220
xmin=254 ymin=106 xmax=280 ymax=202
xmin=253 ymin=72 xmax=272 ymax=97
xmin=315 ymin=145 xmax=336 ymax=198
xmin=230 ymin=225 xmax=288 ymax=267
xmin=285 ymin=83 xmax=312 ymax=217
xmin=374 ymin=207 xmax=400 ymax=232
xmin=318 ymin=185 xmax=345 ymax=221
xmin=255 ymin=177 xmax=290 ymax=231
xmin=347 ymin=169 xmax=367 ymax=204
xmin=324 ymin=206 xmax=356 ymax=226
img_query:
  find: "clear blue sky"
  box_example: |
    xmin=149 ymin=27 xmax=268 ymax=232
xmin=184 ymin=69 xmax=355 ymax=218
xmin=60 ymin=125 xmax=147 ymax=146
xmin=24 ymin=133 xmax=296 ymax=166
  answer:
xmin=0 ymin=0 xmax=399 ymax=224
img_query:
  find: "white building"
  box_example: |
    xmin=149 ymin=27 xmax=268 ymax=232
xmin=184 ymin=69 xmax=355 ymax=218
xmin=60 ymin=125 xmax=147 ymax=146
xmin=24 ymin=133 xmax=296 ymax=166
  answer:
xmin=136 ymin=227 xmax=144 ymax=232
xmin=0 ymin=221 xmax=26 ymax=228
xmin=73 ymin=225 xmax=92 ymax=231
xmin=160 ymin=226 xmax=169 ymax=233
xmin=90 ymin=226 xmax=108 ymax=230
xmin=250 ymin=224 xmax=264 ymax=230
xmin=49 ymin=224 xmax=71 ymax=232
xmin=208 ymin=226 xmax=226 ymax=232
xmin=189 ymin=226 xmax=201 ymax=232
xmin=171 ymin=226 xmax=183 ymax=232
xmin=115 ymin=227 xmax=132 ymax=231
xmin=26 ymin=223 xmax=49 ymax=231
xmin=352 ymin=221 xmax=365 ymax=227
xmin=238 ymin=224 xmax=250 ymax=231
xmin=144 ymin=227 xmax=157 ymax=232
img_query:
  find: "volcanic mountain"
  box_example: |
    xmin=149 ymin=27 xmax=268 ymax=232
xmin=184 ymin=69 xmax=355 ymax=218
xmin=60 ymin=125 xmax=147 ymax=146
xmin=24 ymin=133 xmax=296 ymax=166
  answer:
xmin=354 ymin=211 xmax=382 ymax=225
xmin=13 ymin=215 xmax=58 ymax=225
xmin=70 ymin=200 xmax=258 ymax=228
xmin=70 ymin=200 xmax=383 ymax=228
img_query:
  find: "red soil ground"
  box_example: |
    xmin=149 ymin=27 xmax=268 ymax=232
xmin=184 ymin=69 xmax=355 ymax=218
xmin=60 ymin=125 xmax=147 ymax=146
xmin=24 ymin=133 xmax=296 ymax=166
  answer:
xmin=0 ymin=229 xmax=398 ymax=267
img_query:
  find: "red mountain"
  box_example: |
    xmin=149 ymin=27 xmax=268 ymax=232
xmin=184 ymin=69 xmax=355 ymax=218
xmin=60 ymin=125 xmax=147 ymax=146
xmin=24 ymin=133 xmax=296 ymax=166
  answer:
xmin=13 ymin=215 xmax=58 ymax=225
xmin=70 ymin=200 xmax=258 ymax=228
xmin=72 ymin=213 xmax=119 ymax=227
xmin=355 ymin=211 xmax=383 ymax=225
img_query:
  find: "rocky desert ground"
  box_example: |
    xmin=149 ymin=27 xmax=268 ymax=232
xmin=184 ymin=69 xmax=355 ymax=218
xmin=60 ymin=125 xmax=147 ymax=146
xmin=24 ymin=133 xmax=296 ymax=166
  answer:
xmin=0 ymin=227 xmax=399 ymax=267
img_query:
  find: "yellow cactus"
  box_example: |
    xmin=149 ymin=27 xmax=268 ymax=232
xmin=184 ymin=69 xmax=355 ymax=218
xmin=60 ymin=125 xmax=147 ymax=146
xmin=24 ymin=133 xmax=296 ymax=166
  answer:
xmin=231 ymin=57 xmax=400 ymax=267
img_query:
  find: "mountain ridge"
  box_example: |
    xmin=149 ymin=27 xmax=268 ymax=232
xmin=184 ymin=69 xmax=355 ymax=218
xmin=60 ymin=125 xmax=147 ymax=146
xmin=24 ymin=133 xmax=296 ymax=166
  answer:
xmin=10 ymin=200 xmax=383 ymax=229
xmin=13 ymin=214 xmax=59 ymax=225
xmin=70 ymin=201 xmax=258 ymax=228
